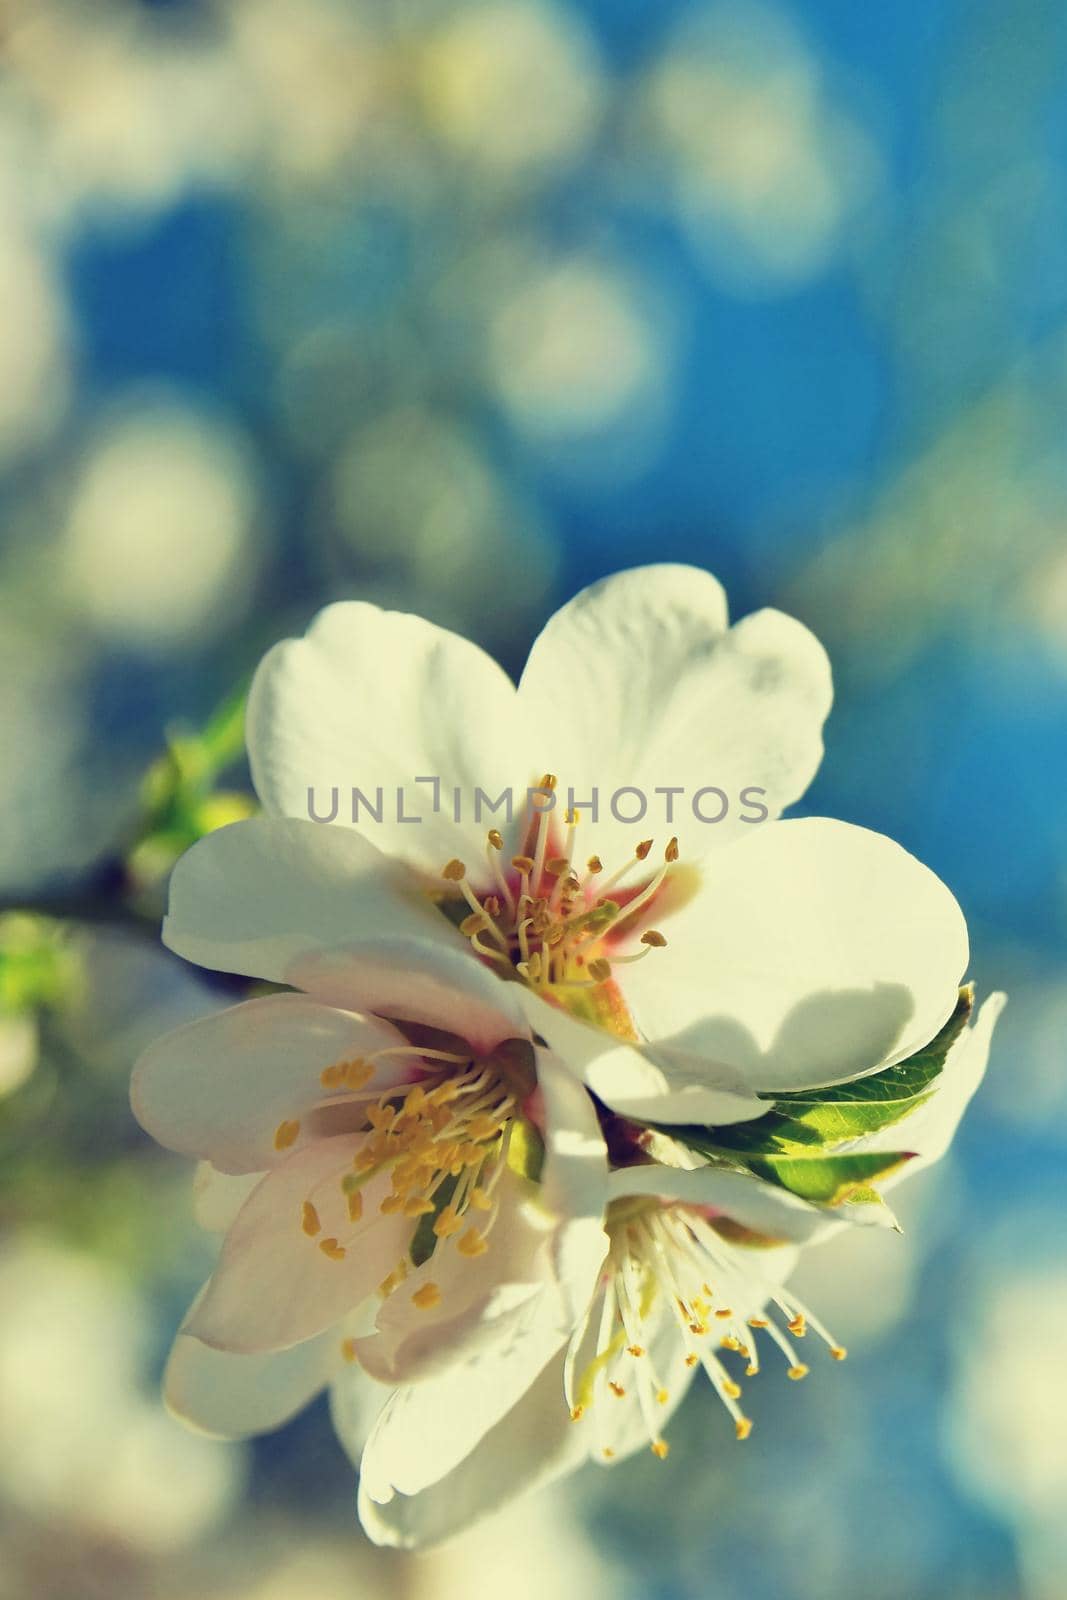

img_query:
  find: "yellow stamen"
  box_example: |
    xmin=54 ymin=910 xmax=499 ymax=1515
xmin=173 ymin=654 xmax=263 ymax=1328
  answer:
xmin=735 ymin=1417 xmax=753 ymax=1441
xmin=319 ymin=1237 xmax=346 ymax=1261
xmin=651 ymin=1440 xmax=669 ymax=1459
xmin=412 ymin=1282 xmax=442 ymax=1310
xmin=787 ymin=1364 xmax=809 ymax=1381
xmin=457 ymin=1226 xmax=488 ymax=1257
xmin=273 ymin=1119 xmax=300 ymax=1151
xmin=442 ymin=858 xmax=466 ymax=881
xmin=301 ymin=1201 xmax=321 ymax=1237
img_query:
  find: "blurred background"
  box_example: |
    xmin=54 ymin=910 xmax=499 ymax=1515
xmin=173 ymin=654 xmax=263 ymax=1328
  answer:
xmin=0 ymin=0 xmax=1065 ymax=1595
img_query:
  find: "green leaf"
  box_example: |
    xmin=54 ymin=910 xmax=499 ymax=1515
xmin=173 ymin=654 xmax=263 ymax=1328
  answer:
xmin=740 ymin=1150 xmax=915 ymax=1205
xmin=198 ymin=682 xmax=249 ymax=770
xmin=0 ymin=914 xmax=79 ymax=1015
xmin=673 ymin=1133 xmax=915 ymax=1204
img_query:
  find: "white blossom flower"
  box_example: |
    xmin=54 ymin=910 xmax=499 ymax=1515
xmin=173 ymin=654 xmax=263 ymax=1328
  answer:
xmin=353 ymin=989 xmax=1003 ymax=1548
xmin=139 ymin=563 xmax=989 ymax=1549
xmin=163 ymin=564 xmax=968 ymax=1127
xmin=132 ymin=981 xmax=608 ymax=1428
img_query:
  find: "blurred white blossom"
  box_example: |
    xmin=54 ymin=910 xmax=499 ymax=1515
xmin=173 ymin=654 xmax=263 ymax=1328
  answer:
xmin=641 ymin=0 xmax=881 ymax=293
xmin=0 ymin=1241 xmax=246 ymax=1551
xmin=61 ymin=398 xmax=262 ymax=650
xmin=419 ymin=0 xmax=604 ymax=182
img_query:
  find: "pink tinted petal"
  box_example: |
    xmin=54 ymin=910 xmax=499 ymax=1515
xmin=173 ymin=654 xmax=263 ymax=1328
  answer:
xmin=289 ymin=936 xmax=531 ymax=1058
xmin=186 ymin=1137 xmax=411 ymax=1353
xmin=132 ymin=995 xmax=418 ymax=1174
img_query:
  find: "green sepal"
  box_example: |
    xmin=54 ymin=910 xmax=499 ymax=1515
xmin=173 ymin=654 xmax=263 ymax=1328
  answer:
xmin=651 ymin=988 xmax=974 ymax=1206
xmin=409 ymin=1172 xmax=460 ymax=1269
xmin=740 ymin=1149 xmax=915 ymax=1204
xmin=506 ymin=1117 xmax=545 ymax=1183
xmin=669 ymin=1132 xmax=915 ymax=1205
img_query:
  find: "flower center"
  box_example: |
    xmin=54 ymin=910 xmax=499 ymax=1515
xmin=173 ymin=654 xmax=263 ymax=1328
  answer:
xmin=569 ymin=1197 xmax=846 ymax=1458
xmin=274 ymin=1041 xmax=532 ymax=1326
xmin=438 ymin=774 xmax=683 ymax=1035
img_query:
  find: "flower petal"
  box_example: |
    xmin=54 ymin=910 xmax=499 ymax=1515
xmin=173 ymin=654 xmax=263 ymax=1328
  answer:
xmin=354 ymin=1053 xmax=605 ymax=1387
xmin=162 ymin=817 xmax=528 ymax=1052
xmin=354 ymin=1161 xmax=604 ymax=1387
xmin=162 ymin=814 xmax=459 ymax=984
xmin=164 ymin=1314 xmax=339 ymax=1439
xmin=534 ymin=1050 xmax=609 ymax=1227
xmin=328 ymin=1364 xmax=391 ymax=1467
xmin=132 ymin=995 xmax=418 ymax=1175
xmin=517 ymin=564 xmax=831 ymax=860
xmin=247 ymin=601 xmax=527 ymax=873
xmin=185 ymin=1137 xmax=409 ymax=1353
xmin=289 ymin=937 xmax=531 ymax=1058
xmin=359 ymin=1304 xmax=574 ymax=1502
xmin=623 ymin=817 xmax=969 ymax=1093
xmin=518 ymin=989 xmax=765 ymax=1124
xmin=355 ymin=1349 xmax=584 ymax=1550
xmin=192 ymin=1163 xmax=262 ymax=1232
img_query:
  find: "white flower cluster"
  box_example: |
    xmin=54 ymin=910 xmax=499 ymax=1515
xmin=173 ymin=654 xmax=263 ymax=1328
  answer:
xmin=132 ymin=565 xmax=1002 ymax=1548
